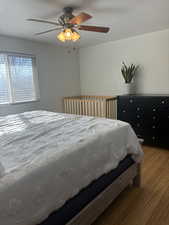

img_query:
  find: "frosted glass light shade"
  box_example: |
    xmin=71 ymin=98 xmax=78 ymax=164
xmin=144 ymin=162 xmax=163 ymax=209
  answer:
xmin=57 ymin=28 xmax=80 ymax=42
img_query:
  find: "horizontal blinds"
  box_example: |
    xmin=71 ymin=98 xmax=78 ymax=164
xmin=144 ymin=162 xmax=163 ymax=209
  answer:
xmin=0 ymin=53 xmax=38 ymax=104
xmin=0 ymin=54 xmax=10 ymax=104
xmin=8 ymin=55 xmax=36 ymax=103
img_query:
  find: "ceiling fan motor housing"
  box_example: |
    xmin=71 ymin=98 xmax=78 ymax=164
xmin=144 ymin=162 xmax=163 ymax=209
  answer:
xmin=63 ymin=7 xmax=74 ymax=15
xmin=59 ymin=7 xmax=75 ymax=26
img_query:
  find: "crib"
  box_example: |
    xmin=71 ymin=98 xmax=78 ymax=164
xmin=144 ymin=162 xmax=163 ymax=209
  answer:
xmin=63 ymin=96 xmax=117 ymax=119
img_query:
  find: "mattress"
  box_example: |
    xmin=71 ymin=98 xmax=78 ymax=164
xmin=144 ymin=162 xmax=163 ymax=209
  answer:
xmin=0 ymin=111 xmax=143 ymax=225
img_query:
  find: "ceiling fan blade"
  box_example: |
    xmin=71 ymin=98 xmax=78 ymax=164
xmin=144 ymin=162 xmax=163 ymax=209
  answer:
xmin=79 ymin=25 xmax=110 ymax=33
xmin=27 ymin=18 xmax=60 ymax=26
xmin=69 ymin=12 xmax=92 ymax=25
xmin=35 ymin=28 xmax=62 ymax=35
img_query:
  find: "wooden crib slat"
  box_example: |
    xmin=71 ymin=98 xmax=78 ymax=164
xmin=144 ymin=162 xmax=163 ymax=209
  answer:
xmin=79 ymin=100 xmax=82 ymax=115
xmin=94 ymin=101 xmax=97 ymax=117
xmin=69 ymin=100 xmax=71 ymax=114
xmin=85 ymin=101 xmax=88 ymax=115
xmin=70 ymin=100 xmax=73 ymax=114
xmin=103 ymin=100 xmax=106 ymax=117
xmin=77 ymin=100 xmax=80 ymax=115
xmin=64 ymin=99 xmax=66 ymax=113
xmin=73 ymin=100 xmax=76 ymax=114
xmin=91 ymin=100 xmax=94 ymax=116
xmin=63 ymin=96 xmax=117 ymax=118
xmin=66 ymin=99 xmax=68 ymax=113
xmin=109 ymin=100 xmax=111 ymax=118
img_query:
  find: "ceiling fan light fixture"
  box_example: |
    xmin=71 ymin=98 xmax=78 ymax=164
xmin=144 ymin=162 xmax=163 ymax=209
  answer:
xmin=57 ymin=28 xmax=80 ymax=42
xmin=72 ymin=30 xmax=80 ymax=42
xmin=57 ymin=31 xmax=66 ymax=42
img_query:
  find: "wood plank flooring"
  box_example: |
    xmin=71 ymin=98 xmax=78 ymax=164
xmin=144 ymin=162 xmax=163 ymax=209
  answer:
xmin=93 ymin=146 xmax=169 ymax=225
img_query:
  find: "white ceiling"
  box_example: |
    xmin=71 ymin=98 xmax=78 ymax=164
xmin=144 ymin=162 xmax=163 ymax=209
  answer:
xmin=0 ymin=0 xmax=169 ymax=47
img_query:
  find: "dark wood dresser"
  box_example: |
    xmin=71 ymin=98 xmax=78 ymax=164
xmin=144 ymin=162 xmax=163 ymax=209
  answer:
xmin=117 ymin=95 xmax=169 ymax=149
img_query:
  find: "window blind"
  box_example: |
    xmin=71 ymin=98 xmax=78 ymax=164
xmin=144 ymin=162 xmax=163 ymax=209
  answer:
xmin=0 ymin=53 xmax=39 ymax=104
xmin=0 ymin=54 xmax=10 ymax=104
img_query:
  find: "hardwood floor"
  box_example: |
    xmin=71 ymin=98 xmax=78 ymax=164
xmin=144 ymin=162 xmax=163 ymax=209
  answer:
xmin=93 ymin=146 xmax=169 ymax=225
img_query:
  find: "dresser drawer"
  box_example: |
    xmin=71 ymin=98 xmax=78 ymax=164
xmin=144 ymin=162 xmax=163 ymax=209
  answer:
xmin=117 ymin=95 xmax=169 ymax=149
xmin=145 ymin=134 xmax=169 ymax=148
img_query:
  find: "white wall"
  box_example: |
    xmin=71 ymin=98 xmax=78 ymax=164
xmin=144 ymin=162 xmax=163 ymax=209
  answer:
xmin=1 ymin=29 xmax=169 ymax=116
xmin=0 ymin=35 xmax=80 ymax=116
xmin=79 ymin=29 xmax=169 ymax=96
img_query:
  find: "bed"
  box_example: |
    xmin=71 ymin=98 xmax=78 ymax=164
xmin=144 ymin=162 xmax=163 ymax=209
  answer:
xmin=0 ymin=110 xmax=143 ymax=225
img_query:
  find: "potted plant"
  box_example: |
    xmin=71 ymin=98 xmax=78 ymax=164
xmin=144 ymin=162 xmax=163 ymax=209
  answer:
xmin=121 ymin=62 xmax=139 ymax=83
xmin=121 ymin=62 xmax=139 ymax=94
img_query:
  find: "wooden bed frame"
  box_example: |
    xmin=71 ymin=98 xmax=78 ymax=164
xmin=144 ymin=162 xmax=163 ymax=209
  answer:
xmin=66 ymin=162 xmax=141 ymax=225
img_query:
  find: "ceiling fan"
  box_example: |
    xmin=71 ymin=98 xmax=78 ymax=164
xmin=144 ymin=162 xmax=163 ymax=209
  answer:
xmin=27 ymin=7 xmax=110 ymax=42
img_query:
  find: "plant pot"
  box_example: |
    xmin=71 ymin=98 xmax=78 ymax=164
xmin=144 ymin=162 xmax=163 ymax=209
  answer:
xmin=124 ymin=82 xmax=131 ymax=94
xmin=124 ymin=81 xmax=137 ymax=94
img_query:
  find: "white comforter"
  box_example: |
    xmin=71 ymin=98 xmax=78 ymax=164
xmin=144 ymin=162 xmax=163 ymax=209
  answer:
xmin=0 ymin=162 xmax=4 ymax=178
xmin=0 ymin=111 xmax=143 ymax=225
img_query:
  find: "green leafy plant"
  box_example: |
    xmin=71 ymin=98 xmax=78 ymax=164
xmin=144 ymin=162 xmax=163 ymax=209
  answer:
xmin=121 ymin=62 xmax=139 ymax=83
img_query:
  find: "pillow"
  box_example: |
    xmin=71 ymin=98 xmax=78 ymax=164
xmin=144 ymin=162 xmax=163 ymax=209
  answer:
xmin=0 ymin=162 xmax=5 ymax=178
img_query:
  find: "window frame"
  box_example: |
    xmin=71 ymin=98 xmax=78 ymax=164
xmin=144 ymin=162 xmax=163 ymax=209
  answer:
xmin=0 ymin=51 xmax=40 ymax=105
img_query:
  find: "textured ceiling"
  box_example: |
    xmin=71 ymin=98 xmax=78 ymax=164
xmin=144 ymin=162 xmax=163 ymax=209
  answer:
xmin=0 ymin=0 xmax=169 ymax=47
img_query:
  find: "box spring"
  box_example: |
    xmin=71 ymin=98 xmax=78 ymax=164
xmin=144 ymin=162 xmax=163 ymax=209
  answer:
xmin=39 ymin=155 xmax=134 ymax=225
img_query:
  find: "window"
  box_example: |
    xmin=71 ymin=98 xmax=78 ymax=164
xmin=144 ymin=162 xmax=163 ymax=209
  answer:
xmin=0 ymin=53 xmax=39 ymax=104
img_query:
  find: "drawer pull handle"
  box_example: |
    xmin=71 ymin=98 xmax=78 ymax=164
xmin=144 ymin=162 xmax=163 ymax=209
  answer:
xmin=161 ymin=101 xmax=165 ymax=104
xmin=129 ymin=99 xmax=133 ymax=103
xmin=152 ymin=126 xmax=156 ymax=129
xmin=153 ymin=108 xmax=156 ymax=112
xmin=137 ymin=107 xmax=140 ymax=111
xmin=122 ymin=110 xmax=126 ymax=113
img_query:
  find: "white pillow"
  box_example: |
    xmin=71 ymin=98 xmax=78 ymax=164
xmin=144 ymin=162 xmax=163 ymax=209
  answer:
xmin=0 ymin=162 xmax=5 ymax=178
